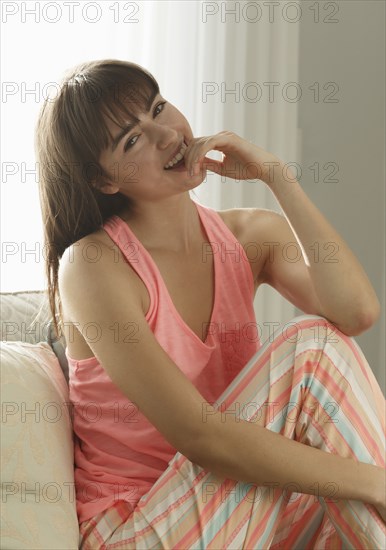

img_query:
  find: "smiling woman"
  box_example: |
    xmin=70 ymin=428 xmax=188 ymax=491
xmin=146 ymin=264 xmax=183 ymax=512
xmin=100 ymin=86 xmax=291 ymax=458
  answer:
xmin=35 ymin=59 xmax=386 ymax=549
xmin=95 ymin=86 xmax=200 ymax=204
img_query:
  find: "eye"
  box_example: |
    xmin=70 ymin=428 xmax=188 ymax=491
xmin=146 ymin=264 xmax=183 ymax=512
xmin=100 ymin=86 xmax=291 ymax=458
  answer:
xmin=154 ymin=101 xmax=167 ymax=116
xmin=123 ymin=101 xmax=167 ymax=152
xmin=123 ymin=135 xmax=139 ymax=151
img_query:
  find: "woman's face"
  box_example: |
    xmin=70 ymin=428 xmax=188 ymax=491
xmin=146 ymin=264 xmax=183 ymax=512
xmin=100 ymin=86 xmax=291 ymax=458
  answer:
xmin=98 ymin=93 xmax=205 ymax=201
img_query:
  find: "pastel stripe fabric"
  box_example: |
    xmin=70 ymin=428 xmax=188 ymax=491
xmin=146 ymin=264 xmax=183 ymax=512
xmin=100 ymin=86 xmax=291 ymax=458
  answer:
xmin=78 ymin=315 xmax=386 ymax=549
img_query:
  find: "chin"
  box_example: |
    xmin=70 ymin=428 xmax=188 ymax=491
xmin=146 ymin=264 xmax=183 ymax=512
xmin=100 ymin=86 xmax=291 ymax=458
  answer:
xmin=182 ymin=170 xmax=207 ymax=189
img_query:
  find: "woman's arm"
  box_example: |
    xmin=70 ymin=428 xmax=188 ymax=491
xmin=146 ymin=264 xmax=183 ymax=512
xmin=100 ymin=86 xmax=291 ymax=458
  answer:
xmin=264 ymin=166 xmax=381 ymax=335
xmin=186 ymin=131 xmax=381 ymax=335
xmin=184 ymin=133 xmax=384 ymax=513
xmin=192 ymin=410 xmax=385 ymax=511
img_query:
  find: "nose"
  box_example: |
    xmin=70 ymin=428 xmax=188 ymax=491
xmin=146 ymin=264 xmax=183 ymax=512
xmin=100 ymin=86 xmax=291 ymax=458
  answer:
xmin=143 ymin=119 xmax=178 ymax=151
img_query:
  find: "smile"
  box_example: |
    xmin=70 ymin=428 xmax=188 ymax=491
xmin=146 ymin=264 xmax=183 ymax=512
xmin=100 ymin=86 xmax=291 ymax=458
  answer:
xmin=164 ymin=141 xmax=187 ymax=169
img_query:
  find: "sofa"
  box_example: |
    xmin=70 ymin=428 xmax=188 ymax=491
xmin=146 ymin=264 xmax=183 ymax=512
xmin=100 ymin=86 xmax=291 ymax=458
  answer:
xmin=1 ymin=290 xmax=80 ymax=549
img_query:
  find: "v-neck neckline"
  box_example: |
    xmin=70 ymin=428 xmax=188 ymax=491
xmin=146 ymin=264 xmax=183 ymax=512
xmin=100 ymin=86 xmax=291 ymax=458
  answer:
xmin=112 ymin=201 xmax=218 ymax=349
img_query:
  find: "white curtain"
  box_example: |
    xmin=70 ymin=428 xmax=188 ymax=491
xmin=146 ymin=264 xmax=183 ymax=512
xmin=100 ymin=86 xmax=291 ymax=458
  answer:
xmin=137 ymin=1 xmax=301 ymax=338
xmin=2 ymin=0 xmax=300 ymax=337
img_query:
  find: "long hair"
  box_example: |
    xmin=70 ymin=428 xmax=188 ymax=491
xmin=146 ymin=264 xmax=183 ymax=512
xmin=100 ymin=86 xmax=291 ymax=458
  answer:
xmin=35 ymin=59 xmax=160 ymax=339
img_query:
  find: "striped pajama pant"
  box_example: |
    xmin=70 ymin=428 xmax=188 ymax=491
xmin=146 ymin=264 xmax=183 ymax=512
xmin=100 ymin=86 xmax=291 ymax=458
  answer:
xmin=78 ymin=315 xmax=386 ymax=549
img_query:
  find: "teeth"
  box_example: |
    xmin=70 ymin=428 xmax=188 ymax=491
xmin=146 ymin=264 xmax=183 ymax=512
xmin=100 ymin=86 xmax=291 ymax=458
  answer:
xmin=164 ymin=142 xmax=187 ymax=169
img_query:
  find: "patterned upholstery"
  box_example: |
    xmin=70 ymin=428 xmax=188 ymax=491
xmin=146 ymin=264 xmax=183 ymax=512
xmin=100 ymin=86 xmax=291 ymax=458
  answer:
xmin=0 ymin=291 xmax=69 ymax=383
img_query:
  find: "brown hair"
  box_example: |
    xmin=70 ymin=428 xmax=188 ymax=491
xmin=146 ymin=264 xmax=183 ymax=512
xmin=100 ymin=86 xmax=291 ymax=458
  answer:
xmin=35 ymin=59 xmax=160 ymax=340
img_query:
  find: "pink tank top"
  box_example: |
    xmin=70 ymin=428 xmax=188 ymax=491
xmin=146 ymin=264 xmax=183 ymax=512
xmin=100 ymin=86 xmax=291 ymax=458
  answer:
xmin=66 ymin=200 xmax=261 ymax=524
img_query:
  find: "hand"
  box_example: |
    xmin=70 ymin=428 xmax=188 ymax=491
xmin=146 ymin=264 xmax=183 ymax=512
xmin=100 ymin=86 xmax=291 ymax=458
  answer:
xmin=184 ymin=131 xmax=281 ymax=185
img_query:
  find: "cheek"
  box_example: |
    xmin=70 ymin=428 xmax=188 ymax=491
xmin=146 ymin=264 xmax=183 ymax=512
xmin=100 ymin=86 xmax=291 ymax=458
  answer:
xmin=135 ymin=157 xmax=162 ymax=181
xmin=112 ymin=157 xmax=140 ymax=185
xmin=125 ymin=154 xmax=157 ymax=181
xmin=167 ymin=106 xmax=191 ymax=128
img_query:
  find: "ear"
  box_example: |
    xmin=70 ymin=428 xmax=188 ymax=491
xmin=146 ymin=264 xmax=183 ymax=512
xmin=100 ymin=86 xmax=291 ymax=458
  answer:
xmin=91 ymin=179 xmax=120 ymax=195
xmin=99 ymin=181 xmax=120 ymax=194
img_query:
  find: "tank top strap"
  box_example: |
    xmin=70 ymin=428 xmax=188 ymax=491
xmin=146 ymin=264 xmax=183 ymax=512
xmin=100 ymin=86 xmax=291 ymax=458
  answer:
xmin=193 ymin=201 xmax=255 ymax=299
xmin=101 ymin=215 xmax=159 ymax=321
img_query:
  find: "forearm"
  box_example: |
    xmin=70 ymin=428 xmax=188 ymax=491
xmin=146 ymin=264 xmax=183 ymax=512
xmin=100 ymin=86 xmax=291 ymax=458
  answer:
xmin=191 ymin=412 xmax=382 ymax=506
xmin=265 ymin=164 xmax=380 ymax=334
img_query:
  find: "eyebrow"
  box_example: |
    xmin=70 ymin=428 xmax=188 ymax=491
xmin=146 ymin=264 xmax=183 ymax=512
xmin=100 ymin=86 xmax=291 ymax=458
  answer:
xmin=111 ymin=89 xmax=160 ymax=152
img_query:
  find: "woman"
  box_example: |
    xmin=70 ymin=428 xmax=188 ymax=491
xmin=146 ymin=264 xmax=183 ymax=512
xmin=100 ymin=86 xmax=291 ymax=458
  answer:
xmin=35 ymin=59 xmax=385 ymax=549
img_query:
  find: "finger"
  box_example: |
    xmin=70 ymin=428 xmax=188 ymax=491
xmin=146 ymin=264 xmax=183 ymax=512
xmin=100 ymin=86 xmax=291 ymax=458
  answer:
xmin=186 ymin=132 xmax=233 ymax=175
xmin=184 ymin=137 xmax=208 ymax=174
xmin=201 ymin=158 xmax=225 ymax=176
xmin=186 ymin=135 xmax=222 ymax=175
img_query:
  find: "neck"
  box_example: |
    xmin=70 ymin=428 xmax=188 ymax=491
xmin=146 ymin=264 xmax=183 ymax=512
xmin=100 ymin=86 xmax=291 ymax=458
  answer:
xmin=118 ymin=193 xmax=204 ymax=253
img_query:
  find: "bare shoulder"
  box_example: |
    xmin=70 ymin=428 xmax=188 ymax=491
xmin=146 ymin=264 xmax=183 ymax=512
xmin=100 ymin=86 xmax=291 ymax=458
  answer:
xmin=215 ymin=206 xmax=280 ymax=243
xmin=214 ymin=207 xmax=282 ymax=287
xmin=59 ymin=230 xmax=111 ymax=282
xmin=58 ymin=227 xmax=145 ymax=322
xmin=59 ymin=227 xmax=112 ymax=262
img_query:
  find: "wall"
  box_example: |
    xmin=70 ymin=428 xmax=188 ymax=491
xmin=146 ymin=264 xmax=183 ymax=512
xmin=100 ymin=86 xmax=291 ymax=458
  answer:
xmin=297 ymin=1 xmax=385 ymax=393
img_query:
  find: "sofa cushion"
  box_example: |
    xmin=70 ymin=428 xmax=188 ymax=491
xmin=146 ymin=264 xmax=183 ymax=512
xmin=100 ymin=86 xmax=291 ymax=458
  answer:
xmin=0 ymin=291 xmax=51 ymax=344
xmin=0 ymin=291 xmax=69 ymax=384
xmin=1 ymin=341 xmax=79 ymax=549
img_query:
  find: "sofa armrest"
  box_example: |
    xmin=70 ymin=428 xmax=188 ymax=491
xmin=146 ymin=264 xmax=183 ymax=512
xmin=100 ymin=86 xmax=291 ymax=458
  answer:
xmin=1 ymin=340 xmax=79 ymax=548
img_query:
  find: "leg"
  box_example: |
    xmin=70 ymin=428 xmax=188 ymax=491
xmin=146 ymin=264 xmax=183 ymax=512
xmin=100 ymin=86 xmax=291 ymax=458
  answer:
xmin=79 ymin=315 xmax=386 ymax=549
xmin=268 ymin=317 xmax=385 ymax=550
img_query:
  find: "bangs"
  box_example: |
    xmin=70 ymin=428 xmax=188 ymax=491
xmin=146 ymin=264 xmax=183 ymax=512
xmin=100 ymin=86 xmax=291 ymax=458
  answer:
xmin=99 ymin=80 xmax=159 ymax=147
xmin=61 ymin=60 xmax=160 ymax=159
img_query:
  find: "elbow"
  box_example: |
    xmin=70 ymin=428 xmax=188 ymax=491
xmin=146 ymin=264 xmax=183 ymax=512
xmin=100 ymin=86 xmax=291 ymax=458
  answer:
xmin=358 ymin=303 xmax=381 ymax=333
xmin=342 ymin=303 xmax=381 ymax=337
